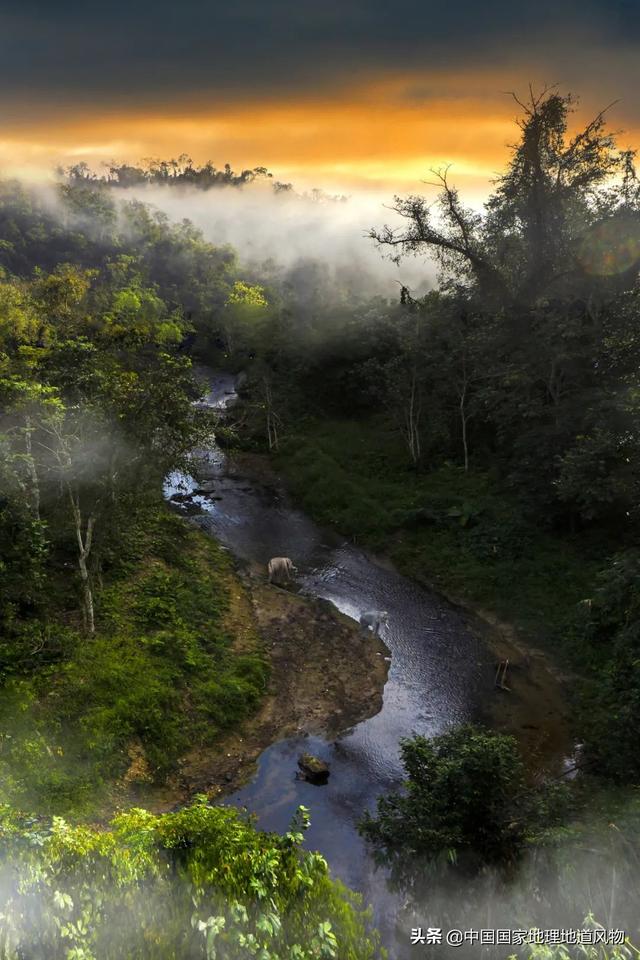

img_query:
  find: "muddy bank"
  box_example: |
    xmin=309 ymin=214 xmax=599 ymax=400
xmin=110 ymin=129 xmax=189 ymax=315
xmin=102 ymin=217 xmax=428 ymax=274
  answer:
xmin=465 ymin=609 xmax=573 ymax=778
xmin=146 ymin=567 xmax=390 ymax=811
xmin=373 ymin=561 xmax=575 ymax=777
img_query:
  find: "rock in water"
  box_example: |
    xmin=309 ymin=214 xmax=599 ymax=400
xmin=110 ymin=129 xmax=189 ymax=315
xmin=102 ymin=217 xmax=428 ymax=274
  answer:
xmin=297 ymin=752 xmax=330 ymax=784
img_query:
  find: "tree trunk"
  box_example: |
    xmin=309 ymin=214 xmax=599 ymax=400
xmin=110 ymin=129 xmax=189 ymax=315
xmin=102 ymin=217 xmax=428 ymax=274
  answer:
xmin=459 ymin=378 xmax=470 ymax=472
xmin=267 ymin=411 xmax=279 ymax=450
xmin=78 ymin=542 xmax=95 ymax=636
xmin=547 ymin=358 xmax=564 ymax=427
xmin=222 ymin=323 xmax=234 ymax=356
xmin=23 ymin=415 xmax=41 ymax=520
xmin=402 ymin=370 xmax=421 ymax=465
xmin=262 ymin=377 xmax=281 ymax=450
xmin=69 ymin=490 xmax=96 ymax=635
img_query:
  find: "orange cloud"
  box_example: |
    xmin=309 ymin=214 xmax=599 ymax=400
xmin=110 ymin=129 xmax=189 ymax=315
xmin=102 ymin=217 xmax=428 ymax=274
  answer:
xmin=1 ymin=69 xmax=637 ymax=201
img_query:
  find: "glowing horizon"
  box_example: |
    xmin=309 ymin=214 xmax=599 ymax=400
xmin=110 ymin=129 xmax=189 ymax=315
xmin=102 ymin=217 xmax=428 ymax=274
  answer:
xmin=2 ymin=65 xmax=639 ymax=204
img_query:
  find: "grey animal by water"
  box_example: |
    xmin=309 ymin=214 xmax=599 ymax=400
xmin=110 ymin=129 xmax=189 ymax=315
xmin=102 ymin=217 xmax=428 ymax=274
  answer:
xmin=267 ymin=556 xmax=298 ymax=584
xmin=359 ymin=610 xmax=389 ymax=637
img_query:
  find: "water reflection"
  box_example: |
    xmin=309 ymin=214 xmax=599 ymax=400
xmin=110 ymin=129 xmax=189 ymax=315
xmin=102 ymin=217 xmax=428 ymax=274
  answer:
xmin=165 ymin=368 xmax=494 ymax=953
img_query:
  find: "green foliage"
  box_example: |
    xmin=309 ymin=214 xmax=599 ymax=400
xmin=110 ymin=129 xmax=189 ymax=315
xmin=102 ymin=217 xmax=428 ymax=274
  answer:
xmin=64 ymin=157 xmax=274 ymax=190
xmin=520 ymin=931 xmax=639 ymax=960
xmin=0 ymin=514 xmax=268 ymax=816
xmin=574 ymin=551 xmax=640 ymax=782
xmin=0 ymin=175 xmax=241 ymax=350
xmin=555 ymin=423 xmax=640 ymax=524
xmin=227 ymin=88 xmax=640 ymax=560
xmin=226 ymin=280 xmax=268 ymax=308
xmin=0 ymin=497 xmax=48 ymax=627
xmin=275 ymin=420 xmax=598 ymax=641
xmin=277 ymin=435 xmax=389 ymax=543
xmin=220 ymin=281 xmax=272 ymax=355
xmin=0 ymin=171 xmax=277 ymax=820
xmin=0 ymin=799 xmax=384 ymax=959
xmin=0 ymin=84 xmax=639 ymax=950
xmin=359 ymin=725 xmax=567 ymax=888
xmin=0 ymin=246 xmax=221 ymax=635
xmin=382 ymin=782 xmax=640 ymax=949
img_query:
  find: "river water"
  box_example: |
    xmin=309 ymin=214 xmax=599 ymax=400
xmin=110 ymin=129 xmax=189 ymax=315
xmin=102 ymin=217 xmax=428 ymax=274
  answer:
xmin=163 ymin=370 xmax=516 ymax=954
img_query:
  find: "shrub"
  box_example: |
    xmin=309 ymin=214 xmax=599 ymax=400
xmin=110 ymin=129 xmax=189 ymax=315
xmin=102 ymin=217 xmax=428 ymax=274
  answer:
xmin=359 ymin=725 xmax=568 ymax=890
xmin=0 ymin=799 xmax=385 ymax=959
xmin=578 ymin=551 xmax=640 ymax=783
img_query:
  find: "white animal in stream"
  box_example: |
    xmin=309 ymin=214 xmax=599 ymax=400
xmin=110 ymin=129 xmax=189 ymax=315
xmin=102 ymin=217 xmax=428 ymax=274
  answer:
xmin=359 ymin=610 xmax=389 ymax=637
xmin=267 ymin=556 xmax=298 ymax=584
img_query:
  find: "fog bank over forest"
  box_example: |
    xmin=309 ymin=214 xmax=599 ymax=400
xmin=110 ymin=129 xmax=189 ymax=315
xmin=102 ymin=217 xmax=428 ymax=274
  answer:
xmin=116 ymin=181 xmax=437 ymax=297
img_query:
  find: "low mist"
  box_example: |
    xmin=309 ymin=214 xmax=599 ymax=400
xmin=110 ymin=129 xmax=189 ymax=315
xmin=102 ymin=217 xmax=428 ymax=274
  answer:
xmin=398 ymin=817 xmax=640 ymax=958
xmin=117 ymin=181 xmax=436 ymax=298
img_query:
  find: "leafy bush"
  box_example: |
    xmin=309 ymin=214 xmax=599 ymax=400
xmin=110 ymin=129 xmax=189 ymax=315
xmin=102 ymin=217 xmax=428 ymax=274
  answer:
xmin=577 ymin=551 xmax=640 ymax=782
xmin=555 ymin=425 xmax=640 ymax=525
xmin=0 ymin=516 xmax=268 ymax=816
xmin=0 ymin=799 xmax=385 ymax=959
xmin=359 ymin=725 xmax=568 ymax=888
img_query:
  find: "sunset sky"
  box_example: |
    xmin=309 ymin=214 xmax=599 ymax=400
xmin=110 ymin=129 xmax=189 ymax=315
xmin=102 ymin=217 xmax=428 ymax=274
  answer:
xmin=2 ymin=1 xmax=640 ymax=199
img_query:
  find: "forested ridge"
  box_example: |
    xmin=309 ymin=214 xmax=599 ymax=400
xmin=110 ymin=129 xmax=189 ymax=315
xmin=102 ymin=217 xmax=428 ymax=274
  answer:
xmin=0 ymin=88 xmax=639 ymax=957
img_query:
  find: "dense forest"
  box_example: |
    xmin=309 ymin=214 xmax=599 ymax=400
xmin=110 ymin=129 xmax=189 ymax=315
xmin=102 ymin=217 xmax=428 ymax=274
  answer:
xmin=1 ymin=88 xmax=640 ymax=957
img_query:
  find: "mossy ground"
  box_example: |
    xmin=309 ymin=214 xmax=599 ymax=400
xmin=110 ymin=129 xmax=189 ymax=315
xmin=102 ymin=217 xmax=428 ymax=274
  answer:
xmin=0 ymin=508 xmax=268 ymax=818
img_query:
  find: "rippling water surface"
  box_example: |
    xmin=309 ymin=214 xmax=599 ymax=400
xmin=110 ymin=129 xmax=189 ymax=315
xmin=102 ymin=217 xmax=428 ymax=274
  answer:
xmin=164 ymin=369 xmax=496 ymax=952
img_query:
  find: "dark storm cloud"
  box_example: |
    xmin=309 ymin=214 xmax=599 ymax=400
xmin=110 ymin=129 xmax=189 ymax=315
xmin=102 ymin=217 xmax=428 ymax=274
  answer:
xmin=0 ymin=0 xmax=637 ymax=117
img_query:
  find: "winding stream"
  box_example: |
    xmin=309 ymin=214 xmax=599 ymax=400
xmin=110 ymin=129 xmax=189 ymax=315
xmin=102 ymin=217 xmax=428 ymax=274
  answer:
xmin=164 ymin=369 xmax=566 ymax=954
